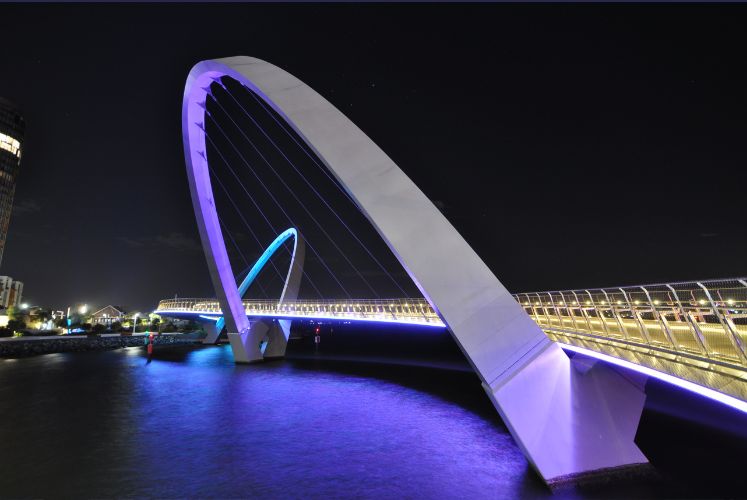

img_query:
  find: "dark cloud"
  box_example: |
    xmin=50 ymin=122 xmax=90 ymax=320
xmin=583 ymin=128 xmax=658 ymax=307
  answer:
xmin=12 ymin=199 xmax=41 ymax=215
xmin=154 ymin=233 xmax=202 ymax=252
xmin=116 ymin=236 xmax=144 ymax=248
xmin=117 ymin=233 xmax=201 ymax=253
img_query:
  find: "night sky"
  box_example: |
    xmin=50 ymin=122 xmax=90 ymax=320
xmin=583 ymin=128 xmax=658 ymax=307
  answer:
xmin=1 ymin=4 xmax=746 ymax=312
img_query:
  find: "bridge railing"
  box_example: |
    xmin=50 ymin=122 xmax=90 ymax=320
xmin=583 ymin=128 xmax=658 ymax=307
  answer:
xmin=512 ymin=278 xmax=747 ymax=367
xmin=157 ymin=277 xmax=747 ymax=367
xmin=155 ymin=297 xmax=443 ymax=325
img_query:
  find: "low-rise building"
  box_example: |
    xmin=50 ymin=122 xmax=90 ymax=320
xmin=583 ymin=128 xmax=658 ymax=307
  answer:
xmin=90 ymin=305 xmax=126 ymax=326
xmin=0 ymin=275 xmax=22 ymax=309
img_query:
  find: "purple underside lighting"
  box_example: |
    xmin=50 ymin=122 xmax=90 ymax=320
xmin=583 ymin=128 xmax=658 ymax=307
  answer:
xmin=560 ymin=343 xmax=747 ymax=414
xmin=158 ymin=310 xmax=447 ymax=328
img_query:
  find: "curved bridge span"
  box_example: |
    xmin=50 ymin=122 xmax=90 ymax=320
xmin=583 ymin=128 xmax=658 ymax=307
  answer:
xmin=156 ymin=277 xmax=747 ymax=408
xmin=157 ymin=297 xmax=444 ymax=327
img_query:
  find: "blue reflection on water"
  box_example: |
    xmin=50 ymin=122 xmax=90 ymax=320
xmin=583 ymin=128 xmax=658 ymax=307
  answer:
xmin=5 ymin=342 xmax=741 ymax=498
xmin=0 ymin=345 xmax=548 ymax=498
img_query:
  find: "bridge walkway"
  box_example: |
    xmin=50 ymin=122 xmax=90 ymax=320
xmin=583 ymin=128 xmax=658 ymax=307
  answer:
xmin=155 ymin=278 xmax=747 ymax=403
xmin=514 ymin=278 xmax=747 ymax=402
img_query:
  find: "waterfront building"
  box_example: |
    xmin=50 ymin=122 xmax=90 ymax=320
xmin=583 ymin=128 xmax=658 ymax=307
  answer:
xmin=90 ymin=305 xmax=126 ymax=326
xmin=0 ymin=275 xmax=23 ymax=309
xmin=0 ymin=98 xmax=24 ymax=268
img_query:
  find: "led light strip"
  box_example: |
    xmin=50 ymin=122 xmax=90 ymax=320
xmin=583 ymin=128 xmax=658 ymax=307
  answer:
xmin=159 ymin=310 xmax=447 ymax=328
xmin=559 ymin=342 xmax=747 ymax=414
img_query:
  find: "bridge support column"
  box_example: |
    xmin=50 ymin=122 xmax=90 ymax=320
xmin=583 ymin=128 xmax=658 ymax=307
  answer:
xmin=202 ymin=321 xmax=221 ymax=345
xmin=228 ymin=321 xmax=267 ymax=363
xmin=482 ymin=341 xmax=647 ymax=486
xmin=263 ymin=320 xmax=291 ymax=359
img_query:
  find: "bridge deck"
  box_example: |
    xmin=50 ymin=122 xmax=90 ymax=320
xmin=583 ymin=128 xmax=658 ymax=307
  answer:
xmin=515 ymin=278 xmax=747 ymax=403
xmin=156 ymin=298 xmax=445 ymax=327
xmin=155 ymin=278 xmax=747 ymax=404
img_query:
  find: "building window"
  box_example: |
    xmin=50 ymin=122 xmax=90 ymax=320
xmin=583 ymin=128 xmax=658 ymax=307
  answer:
xmin=0 ymin=133 xmax=21 ymax=158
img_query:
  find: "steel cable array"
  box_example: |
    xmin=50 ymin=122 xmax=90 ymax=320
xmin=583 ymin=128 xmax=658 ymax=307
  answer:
xmin=202 ymin=76 xmax=418 ymax=302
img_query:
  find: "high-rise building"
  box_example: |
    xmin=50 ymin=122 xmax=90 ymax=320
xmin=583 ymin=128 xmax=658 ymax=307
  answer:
xmin=0 ymin=275 xmax=23 ymax=309
xmin=0 ymin=97 xmax=24 ymax=268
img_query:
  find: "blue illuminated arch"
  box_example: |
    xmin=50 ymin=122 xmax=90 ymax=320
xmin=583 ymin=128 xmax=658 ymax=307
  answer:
xmin=214 ymin=228 xmax=305 ymax=332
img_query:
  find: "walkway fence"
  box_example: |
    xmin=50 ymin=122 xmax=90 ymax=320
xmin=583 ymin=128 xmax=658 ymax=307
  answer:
xmin=156 ymin=297 xmax=443 ymax=326
xmin=513 ymin=278 xmax=747 ymax=367
xmin=156 ymin=277 xmax=747 ymax=368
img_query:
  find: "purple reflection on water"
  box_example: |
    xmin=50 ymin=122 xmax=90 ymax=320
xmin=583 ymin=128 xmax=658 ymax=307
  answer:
xmin=0 ymin=345 xmax=540 ymax=498
xmin=0 ymin=341 xmax=744 ymax=498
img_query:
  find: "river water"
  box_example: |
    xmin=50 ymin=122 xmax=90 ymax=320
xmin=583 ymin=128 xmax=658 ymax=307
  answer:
xmin=0 ymin=339 xmax=745 ymax=498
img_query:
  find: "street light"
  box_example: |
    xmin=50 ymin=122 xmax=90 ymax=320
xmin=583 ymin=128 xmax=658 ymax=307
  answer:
xmin=64 ymin=304 xmax=88 ymax=334
xmin=20 ymin=303 xmax=28 ymax=309
xmin=132 ymin=313 xmax=140 ymax=334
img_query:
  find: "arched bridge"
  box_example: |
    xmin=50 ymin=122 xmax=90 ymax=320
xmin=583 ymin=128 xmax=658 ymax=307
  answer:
xmin=175 ymin=55 xmax=744 ymax=485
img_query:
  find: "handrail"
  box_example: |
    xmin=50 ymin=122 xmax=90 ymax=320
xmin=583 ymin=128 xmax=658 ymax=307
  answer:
xmin=513 ymin=277 xmax=747 ymax=367
xmin=155 ymin=297 xmax=443 ymax=325
xmin=155 ymin=276 xmax=747 ymax=368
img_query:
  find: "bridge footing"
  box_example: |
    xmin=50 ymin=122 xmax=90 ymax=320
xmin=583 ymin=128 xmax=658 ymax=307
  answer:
xmin=202 ymin=321 xmax=220 ymax=345
xmin=482 ymin=341 xmax=648 ymax=485
xmin=263 ymin=320 xmax=291 ymax=359
xmin=545 ymin=462 xmax=657 ymax=491
xmin=228 ymin=321 xmax=267 ymax=363
xmin=228 ymin=319 xmax=292 ymax=363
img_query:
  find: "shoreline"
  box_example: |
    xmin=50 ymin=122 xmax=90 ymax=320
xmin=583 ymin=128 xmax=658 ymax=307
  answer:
xmin=0 ymin=332 xmax=203 ymax=357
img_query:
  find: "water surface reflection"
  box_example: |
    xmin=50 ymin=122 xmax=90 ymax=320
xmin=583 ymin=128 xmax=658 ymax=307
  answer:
xmin=0 ymin=344 xmax=743 ymax=498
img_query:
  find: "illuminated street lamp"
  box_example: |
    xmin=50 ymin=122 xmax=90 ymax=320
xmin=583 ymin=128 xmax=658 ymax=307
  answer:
xmin=63 ymin=304 xmax=88 ymax=334
xmin=20 ymin=303 xmax=28 ymax=310
xmin=132 ymin=313 xmax=140 ymax=334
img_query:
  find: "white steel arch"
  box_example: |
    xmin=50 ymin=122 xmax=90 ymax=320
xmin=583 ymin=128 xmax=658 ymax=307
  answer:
xmin=182 ymin=56 xmax=647 ymax=485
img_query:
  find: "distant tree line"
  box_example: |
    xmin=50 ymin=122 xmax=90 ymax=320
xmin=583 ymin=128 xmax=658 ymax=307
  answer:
xmin=0 ymin=307 xmax=202 ymax=338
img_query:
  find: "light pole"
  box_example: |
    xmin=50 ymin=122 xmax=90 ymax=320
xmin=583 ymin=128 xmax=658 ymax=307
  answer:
xmin=79 ymin=304 xmax=88 ymax=332
xmin=65 ymin=304 xmax=88 ymax=334
xmin=132 ymin=313 xmax=139 ymax=334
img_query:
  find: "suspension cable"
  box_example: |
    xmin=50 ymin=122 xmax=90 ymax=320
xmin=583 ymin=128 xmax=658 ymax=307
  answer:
xmin=210 ymin=94 xmax=379 ymax=298
xmin=205 ymin=112 xmax=350 ymax=299
xmin=217 ymin=216 xmax=269 ymax=299
xmin=206 ymin=134 xmax=325 ymax=299
xmin=211 ymin=163 xmax=289 ymax=285
xmin=220 ymin=84 xmax=410 ymax=297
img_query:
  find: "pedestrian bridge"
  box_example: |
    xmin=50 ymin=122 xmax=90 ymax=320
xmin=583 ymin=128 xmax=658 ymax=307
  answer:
xmin=155 ymin=277 xmax=747 ymax=406
xmin=176 ymin=56 xmax=743 ymax=483
xmin=155 ymin=297 xmax=444 ymax=327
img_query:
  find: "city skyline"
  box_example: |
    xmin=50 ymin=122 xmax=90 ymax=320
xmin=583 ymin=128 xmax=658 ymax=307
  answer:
xmin=1 ymin=4 xmax=745 ymax=311
xmin=0 ymin=5 xmax=746 ymax=497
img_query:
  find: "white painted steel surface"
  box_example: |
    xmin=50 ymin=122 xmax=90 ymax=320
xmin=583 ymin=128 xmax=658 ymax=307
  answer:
xmin=181 ymin=56 xmax=647 ymax=483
